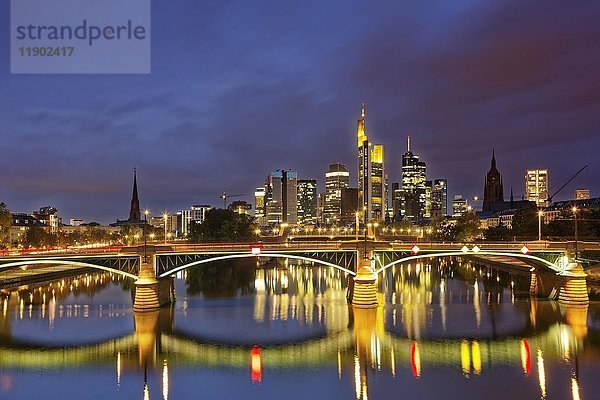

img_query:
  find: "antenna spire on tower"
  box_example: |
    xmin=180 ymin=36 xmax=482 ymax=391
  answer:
xmin=407 ymin=134 xmax=411 ymax=152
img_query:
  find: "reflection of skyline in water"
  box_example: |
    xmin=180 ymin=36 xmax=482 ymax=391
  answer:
xmin=0 ymin=259 xmax=597 ymax=400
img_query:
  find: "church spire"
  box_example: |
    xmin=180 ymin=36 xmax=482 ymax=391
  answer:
xmin=129 ymin=168 xmax=141 ymax=222
xmin=491 ymin=149 xmax=496 ymax=169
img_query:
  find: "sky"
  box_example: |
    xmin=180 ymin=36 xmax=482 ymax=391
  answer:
xmin=1 ymin=0 xmax=599 ymax=224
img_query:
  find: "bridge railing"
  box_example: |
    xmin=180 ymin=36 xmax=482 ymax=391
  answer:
xmin=168 ymin=242 xmax=346 ymax=253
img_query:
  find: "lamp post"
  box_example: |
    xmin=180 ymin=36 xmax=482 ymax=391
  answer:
xmin=143 ymin=209 xmax=149 ymax=262
xmin=572 ymin=206 xmax=578 ymax=258
xmin=538 ymin=210 xmax=544 ymax=241
xmin=365 ymin=223 xmax=371 ymax=260
xmin=163 ymin=213 xmax=168 ymax=245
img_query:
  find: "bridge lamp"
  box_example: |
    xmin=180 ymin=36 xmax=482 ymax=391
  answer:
xmin=461 ymin=245 xmax=469 ymax=253
xmin=411 ymin=245 xmax=420 ymax=254
xmin=521 ymin=245 xmax=530 ymax=255
xmin=472 ymin=245 xmax=480 ymax=253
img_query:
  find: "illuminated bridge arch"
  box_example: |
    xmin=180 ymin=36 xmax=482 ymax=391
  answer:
xmin=374 ymin=251 xmax=561 ymax=275
xmin=0 ymin=259 xmax=139 ymax=280
xmin=157 ymin=252 xmax=357 ymax=278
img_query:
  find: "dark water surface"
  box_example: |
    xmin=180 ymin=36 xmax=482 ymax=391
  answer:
xmin=0 ymin=258 xmax=598 ymax=400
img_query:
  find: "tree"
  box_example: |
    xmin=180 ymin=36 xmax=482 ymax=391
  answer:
xmin=0 ymin=203 xmax=11 ymax=249
xmin=484 ymin=222 xmax=511 ymax=241
xmin=511 ymin=207 xmax=538 ymax=239
xmin=454 ymin=213 xmax=482 ymax=242
xmin=24 ymin=226 xmax=51 ymax=248
xmin=119 ymin=224 xmax=141 ymax=245
xmin=189 ymin=209 xmax=257 ymax=242
xmin=427 ymin=217 xmax=455 ymax=241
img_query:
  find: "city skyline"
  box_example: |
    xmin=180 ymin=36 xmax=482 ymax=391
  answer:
xmin=1 ymin=1 xmax=599 ymax=223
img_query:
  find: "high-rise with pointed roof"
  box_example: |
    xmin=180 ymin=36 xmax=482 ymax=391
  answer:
xmin=356 ymin=102 xmax=387 ymax=222
xmin=357 ymin=101 xmax=371 ymax=221
xmin=129 ymin=169 xmax=141 ymax=222
xmin=483 ymin=150 xmax=504 ymax=212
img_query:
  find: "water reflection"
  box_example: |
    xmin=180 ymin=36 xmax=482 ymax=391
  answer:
xmin=0 ymin=259 xmax=597 ymax=400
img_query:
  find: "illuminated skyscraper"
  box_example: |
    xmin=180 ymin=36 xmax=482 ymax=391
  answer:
xmin=265 ymin=169 xmax=297 ymax=224
xmin=254 ymin=187 xmax=266 ymax=226
xmin=370 ymin=144 xmax=387 ymax=221
xmin=324 ymin=163 xmax=349 ymax=225
xmin=430 ymin=178 xmax=448 ymax=218
xmin=357 ymin=102 xmax=370 ymax=221
xmin=399 ymin=136 xmax=427 ymax=222
xmin=525 ymin=169 xmax=549 ymax=207
xmin=297 ymin=179 xmax=317 ymax=225
xmin=574 ymin=189 xmax=590 ymax=200
xmin=356 ymin=102 xmax=386 ymax=222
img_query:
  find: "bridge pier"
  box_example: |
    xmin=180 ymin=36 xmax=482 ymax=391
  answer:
xmin=530 ymin=263 xmax=588 ymax=304
xmin=351 ymin=258 xmax=378 ymax=308
xmin=133 ymin=253 xmax=175 ymax=312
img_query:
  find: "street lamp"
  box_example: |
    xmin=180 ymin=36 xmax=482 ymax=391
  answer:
xmin=355 ymin=211 xmax=360 ymax=242
xmin=365 ymin=223 xmax=372 ymax=259
xmin=143 ymin=209 xmax=149 ymax=262
xmin=572 ymin=206 xmax=579 ymax=257
xmin=538 ymin=210 xmax=544 ymax=241
xmin=163 ymin=213 xmax=168 ymax=244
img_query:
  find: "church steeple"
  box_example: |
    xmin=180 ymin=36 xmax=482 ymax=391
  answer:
xmin=129 ymin=168 xmax=141 ymax=222
xmin=483 ymin=150 xmax=504 ymax=212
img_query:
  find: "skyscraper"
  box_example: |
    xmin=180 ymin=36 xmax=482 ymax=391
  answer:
xmin=356 ymin=102 xmax=386 ymax=222
xmin=525 ymin=169 xmax=549 ymax=207
xmin=265 ymin=170 xmax=283 ymax=224
xmin=254 ymin=187 xmax=266 ymax=226
xmin=574 ymin=189 xmax=591 ymax=200
xmin=357 ymin=102 xmax=370 ymax=221
xmin=399 ymin=136 xmax=427 ymax=222
xmin=324 ymin=163 xmax=349 ymax=225
xmin=452 ymin=195 xmax=469 ymax=217
xmin=297 ymin=179 xmax=318 ymax=225
xmin=430 ymin=179 xmax=448 ymax=218
xmin=483 ymin=150 xmax=504 ymax=212
xmin=265 ymin=169 xmax=298 ymax=224
xmin=370 ymin=144 xmax=387 ymax=221
xmin=340 ymin=187 xmax=359 ymax=225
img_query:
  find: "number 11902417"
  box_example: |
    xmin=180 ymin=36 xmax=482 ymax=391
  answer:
xmin=19 ymin=47 xmax=75 ymax=56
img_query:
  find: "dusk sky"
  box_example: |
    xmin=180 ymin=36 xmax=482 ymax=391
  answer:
xmin=1 ymin=0 xmax=599 ymax=224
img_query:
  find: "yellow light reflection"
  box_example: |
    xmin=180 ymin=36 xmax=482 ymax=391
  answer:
xmin=538 ymin=349 xmax=546 ymax=399
xmin=162 ymin=359 xmax=169 ymax=400
xmin=471 ymin=341 xmax=481 ymax=375
xmin=390 ymin=347 xmax=396 ymax=377
xmin=571 ymin=376 xmax=581 ymax=400
xmin=461 ymin=340 xmax=470 ymax=377
xmin=354 ymin=355 xmax=360 ymax=399
xmin=116 ymin=352 xmax=121 ymax=388
xmin=143 ymin=383 xmax=150 ymax=400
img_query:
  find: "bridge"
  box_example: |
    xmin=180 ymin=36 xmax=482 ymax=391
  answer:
xmin=0 ymin=240 xmax=597 ymax=308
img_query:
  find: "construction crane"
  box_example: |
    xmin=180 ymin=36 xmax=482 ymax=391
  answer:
xmin=548 ymin=165 xmax=588 ymax=203
xmin=220 ymin=192 xmax=246 ymax=209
